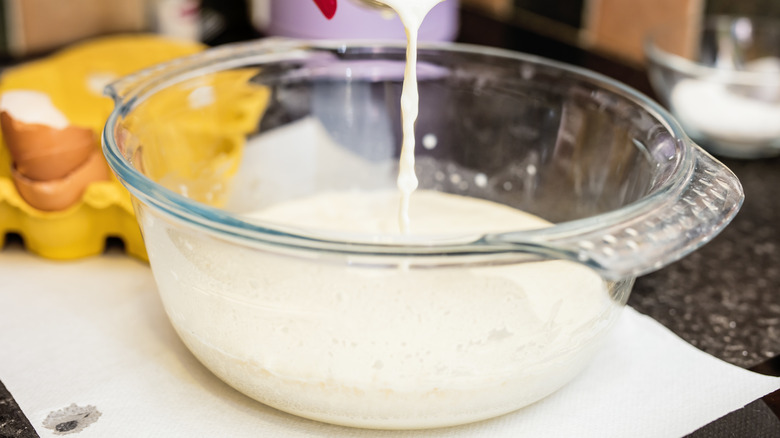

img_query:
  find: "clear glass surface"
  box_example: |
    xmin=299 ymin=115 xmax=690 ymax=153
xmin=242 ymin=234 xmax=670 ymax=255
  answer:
xmin=103 ymin=40 xmax=742 ymax=429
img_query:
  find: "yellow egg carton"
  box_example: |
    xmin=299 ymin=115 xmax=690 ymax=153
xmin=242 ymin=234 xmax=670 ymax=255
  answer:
xmin=0 ymin=176 xmax=146 ymax=260
xmin=0 ymin=35 xmax=206 ymax=261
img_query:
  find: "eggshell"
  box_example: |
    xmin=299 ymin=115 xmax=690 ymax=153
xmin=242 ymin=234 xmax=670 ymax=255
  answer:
xmin=0 ymin=90 xmax=70 ymax=129
xmin=0 ymin=35 xmax=207 ymax=260
xmin=11 ymin=149 xmax=109 ymax=211
xmin=1 ymin=111 xmax=95 ymax=180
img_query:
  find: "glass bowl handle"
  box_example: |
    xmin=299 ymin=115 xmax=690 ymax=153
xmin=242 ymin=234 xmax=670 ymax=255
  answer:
xmin=492 ymin=148 xmax=744 ymax=281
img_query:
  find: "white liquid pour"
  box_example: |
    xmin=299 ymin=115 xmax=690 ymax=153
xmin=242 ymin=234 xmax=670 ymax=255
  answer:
xmin=377 ymin=0 xmax=445 ymax=233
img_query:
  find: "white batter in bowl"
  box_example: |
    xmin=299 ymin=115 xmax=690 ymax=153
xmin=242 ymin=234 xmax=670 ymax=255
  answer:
xmin=103 ymin=39 xmax=742 ymax=428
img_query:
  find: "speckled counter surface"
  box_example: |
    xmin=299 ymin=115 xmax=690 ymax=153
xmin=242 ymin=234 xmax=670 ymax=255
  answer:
xmin=456 ymin=9 xmax=780 ymax=436
xmin=0 ymin=380 xmax=36 ymax=438
xmin=630 ymin=156 xmax=780 ymax=370
xmin=631 ymin=155 xmax=780 ymax=437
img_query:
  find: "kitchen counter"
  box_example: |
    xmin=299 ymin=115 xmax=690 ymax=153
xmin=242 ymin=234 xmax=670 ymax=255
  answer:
xmin=1 ymin=7 xmax=779 ymax=437
xmin=457 ymin=8 xmax=780 ymax=436
xmin=636 ymin=156 xmax=780 ymax=436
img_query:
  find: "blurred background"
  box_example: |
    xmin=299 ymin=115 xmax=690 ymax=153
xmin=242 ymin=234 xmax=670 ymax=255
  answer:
xmin=0 ymin=0 xmax=779 ymax=65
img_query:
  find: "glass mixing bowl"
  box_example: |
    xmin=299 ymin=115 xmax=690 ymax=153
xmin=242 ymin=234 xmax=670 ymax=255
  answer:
xmin=103 ymin=39 xmax=743 ymax=429
xmin=645 ymin=15 xmax=780 ymax=159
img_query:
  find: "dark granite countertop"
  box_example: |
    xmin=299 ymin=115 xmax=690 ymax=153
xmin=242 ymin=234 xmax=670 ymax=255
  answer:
xmin=457 ymin=8 xmax=780 ymax=437
xmin=631 ymin=155 xmax=780 ymax=370
xmin=1 ymin=7 xmax=779 ymax=438
xmin=633 ymin=156 xmax=780 ymax=437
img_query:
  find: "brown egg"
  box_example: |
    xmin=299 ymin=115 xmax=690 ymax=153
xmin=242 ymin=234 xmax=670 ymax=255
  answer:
xmin=1 ymin=111 xmax=96 ymax=180
xmin=11 ymin=149 xmax=109 ymax=211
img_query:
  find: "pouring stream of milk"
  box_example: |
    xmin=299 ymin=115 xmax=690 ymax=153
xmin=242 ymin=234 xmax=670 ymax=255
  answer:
xmin=375 ymin=0 xmax=445 ymax=233
xmin=152 ymin=5 xmax=618 ymax=426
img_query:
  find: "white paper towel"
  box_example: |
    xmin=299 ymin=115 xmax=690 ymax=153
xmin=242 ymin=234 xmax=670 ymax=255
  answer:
xmin=0 ymin=247 xmax=778 ymax=438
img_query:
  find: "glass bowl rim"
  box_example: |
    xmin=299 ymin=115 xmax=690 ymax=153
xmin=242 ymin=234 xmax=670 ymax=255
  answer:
xmin=102 ymin=39 xmax=696 ymax=258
